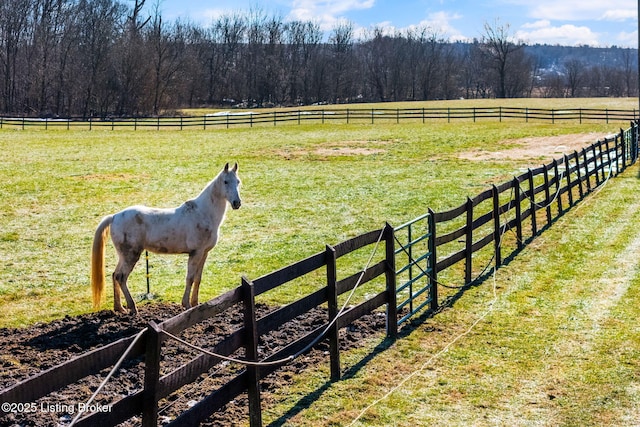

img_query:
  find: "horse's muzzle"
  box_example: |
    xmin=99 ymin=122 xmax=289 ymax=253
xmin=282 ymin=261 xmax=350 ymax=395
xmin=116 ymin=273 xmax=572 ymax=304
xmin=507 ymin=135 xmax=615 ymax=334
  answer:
xmin=231 ymin=200 xmax=242 ymax=210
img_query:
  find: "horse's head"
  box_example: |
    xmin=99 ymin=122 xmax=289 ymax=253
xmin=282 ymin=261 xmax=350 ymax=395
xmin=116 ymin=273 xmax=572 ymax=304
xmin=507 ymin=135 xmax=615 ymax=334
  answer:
xmin=220 ymin=162 xmax=242 ymax=210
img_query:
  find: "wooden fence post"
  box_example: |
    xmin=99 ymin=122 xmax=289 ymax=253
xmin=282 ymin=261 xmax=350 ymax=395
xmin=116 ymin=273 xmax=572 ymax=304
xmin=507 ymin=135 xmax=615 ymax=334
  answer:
xmin=620 ymin=129 xmax=627 ymax=170
xmin=553 ymin=159 xmax=563 ymax=213
xmin=632 ymin=120 xmax=638 ymax=163
xmin=465 ymin=198 xmax=473 ymax=285
xmin=513 ymin=177 xmax=523 ymax=249
xmin=492 ymin=185 xmax=502 ymax=267
xmin=574 ymin=151 xmax=584 ymax=199
xmin=599 ymin=140 xmax=607 ymax=180
xmin=527 ymin=169 xmax=537 ymax=236
xmin=325 ymin=245 xmax=341 ymax=381
xmin=427 ymin=209 xmax=438 ymax=311
xmin=143 ymin=321 xmax=162 ymax=427
xmin=543 ymin=164 xmax=552 ymax=225
xmin=604 ymin=138 xmax=612 ymax=177
xmin=384 ymin=223 xmax=398 ymax=340
xmin=242 ymin=276 xmax=262 ymax=427
xmin=592 ymin=143 xmax=601 ymax=186
xmin=564 ymin=155 xmax=573 ymax=207
xmin=582 ymin=148 xmax=591 ymax=193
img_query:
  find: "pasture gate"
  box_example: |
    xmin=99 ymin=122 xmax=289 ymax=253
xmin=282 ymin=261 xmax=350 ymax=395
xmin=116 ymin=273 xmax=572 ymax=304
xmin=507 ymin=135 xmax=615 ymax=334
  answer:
xmin=1 ymin=122 xmax=638 ymax=426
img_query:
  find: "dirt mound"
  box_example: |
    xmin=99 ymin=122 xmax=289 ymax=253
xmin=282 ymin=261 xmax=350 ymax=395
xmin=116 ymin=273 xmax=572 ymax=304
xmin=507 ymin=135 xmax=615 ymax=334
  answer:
xmin=0 ymin=302 xmax=385 ymax=426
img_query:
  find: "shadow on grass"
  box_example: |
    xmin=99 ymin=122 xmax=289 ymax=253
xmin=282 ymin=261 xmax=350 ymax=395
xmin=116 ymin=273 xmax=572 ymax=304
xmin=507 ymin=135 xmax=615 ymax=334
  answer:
xmin=266 ymin=208 xmax=574 ymax=427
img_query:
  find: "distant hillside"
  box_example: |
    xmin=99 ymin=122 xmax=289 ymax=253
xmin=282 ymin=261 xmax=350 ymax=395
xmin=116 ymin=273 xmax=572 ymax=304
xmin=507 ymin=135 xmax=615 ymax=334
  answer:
xmin=525 ymin=44 xmax=638 ymax=70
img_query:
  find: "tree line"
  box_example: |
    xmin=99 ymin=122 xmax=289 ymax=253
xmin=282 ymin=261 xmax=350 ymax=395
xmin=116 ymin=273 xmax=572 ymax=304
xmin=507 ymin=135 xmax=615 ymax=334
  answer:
xmin=0 ymin=0 xmax=637 ymax=117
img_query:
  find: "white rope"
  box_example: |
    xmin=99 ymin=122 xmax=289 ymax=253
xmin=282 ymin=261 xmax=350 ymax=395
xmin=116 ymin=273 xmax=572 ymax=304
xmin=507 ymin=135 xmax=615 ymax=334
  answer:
xmin=349 ymin=190 xmax=522 ymax=425
xmin=349 ymin=152 xmax=620 ymax=425
xmin=161 ymin=228 xmax=387 ymax=368
xmin=349 ymin=258 xmax=501 ymax=426
xmin=69 ymin=327 xmax=147 ymax=426
xmin=529 ymin=169 xmax=565 ymax=210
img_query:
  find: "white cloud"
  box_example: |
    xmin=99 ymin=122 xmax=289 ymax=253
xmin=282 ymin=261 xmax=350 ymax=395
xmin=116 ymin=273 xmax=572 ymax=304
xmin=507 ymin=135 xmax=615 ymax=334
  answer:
xmin=503 ymin=0 xmax=636 ymax=21
xmin=521 ymin=20 xmax=551 ymax=29
xmin=601 ymin=9 xmax=637 ymax=21
xmin=359 ymin=11 xmax=467 ymax=41
xmin=418 ymin=11 xmax=465 ymax=37
xmin=616 ymin=30 xmax=638 ymax=46
xmin=516 ymin=20 xmax=601 ymax=46
xmin=288 ymin=0 xmax=375 ymax=30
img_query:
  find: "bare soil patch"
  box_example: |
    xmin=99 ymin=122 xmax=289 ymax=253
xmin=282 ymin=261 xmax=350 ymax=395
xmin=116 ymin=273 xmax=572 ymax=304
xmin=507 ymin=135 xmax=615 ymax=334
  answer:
xmin=459 ymin=133 xmax=605 ymax=162
xmin=277 ymin=140 xmax=392 ymax=159
xmin=0 ymin=303 xmax=385 ymax=426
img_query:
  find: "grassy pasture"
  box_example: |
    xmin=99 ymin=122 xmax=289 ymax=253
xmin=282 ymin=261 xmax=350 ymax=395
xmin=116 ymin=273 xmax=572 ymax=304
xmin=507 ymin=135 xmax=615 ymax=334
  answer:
xmin=2 ymin=98 xmax=640 ymax=425
xmin=0 ymin=99 xmax=633 ymax=328
xmin=268 ymin=166 xmax=640 ymax=427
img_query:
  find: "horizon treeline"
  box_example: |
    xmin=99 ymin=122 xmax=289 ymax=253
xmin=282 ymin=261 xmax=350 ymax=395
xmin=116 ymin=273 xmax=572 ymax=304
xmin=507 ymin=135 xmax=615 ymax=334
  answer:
xmin=1 ymin=0 xmax=638 ymax=117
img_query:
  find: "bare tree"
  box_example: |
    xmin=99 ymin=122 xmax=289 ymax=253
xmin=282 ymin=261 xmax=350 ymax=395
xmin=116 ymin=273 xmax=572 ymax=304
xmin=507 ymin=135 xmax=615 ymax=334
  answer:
xmin=148 ymin=4 xmax=186 ymax=114
xmin=480 ymin=20 xmax=529 ymax=98
xmin=329 ymin=20 xmax=354 ymax=103
xmin=0 ymin=0 xmax=31 ymax=112
xmin=564 ymin=58 xmax=584 ymax=97
xmin=113 ymin=0 xmax=150 ymax=115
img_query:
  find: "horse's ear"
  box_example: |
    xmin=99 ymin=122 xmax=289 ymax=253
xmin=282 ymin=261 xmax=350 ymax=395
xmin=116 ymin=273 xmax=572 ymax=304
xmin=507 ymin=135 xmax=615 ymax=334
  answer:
xmin=232 ymin=162 xmax=238 ymax=172
xmin=223 ymin=162 xmax=230 ymax=172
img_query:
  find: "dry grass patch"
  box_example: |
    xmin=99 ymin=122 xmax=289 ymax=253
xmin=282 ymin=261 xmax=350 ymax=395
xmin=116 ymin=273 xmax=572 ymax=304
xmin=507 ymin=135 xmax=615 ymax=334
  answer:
xmin=459 ymin=132 xmax=605 ymax=162
xmin=276 ymin=140 xmax=394 ymax=159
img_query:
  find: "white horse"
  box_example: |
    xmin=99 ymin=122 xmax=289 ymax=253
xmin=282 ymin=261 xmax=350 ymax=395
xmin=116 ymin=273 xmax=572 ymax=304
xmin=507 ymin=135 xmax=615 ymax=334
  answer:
xmin=91 ymin=163 xmax=241 ymax=314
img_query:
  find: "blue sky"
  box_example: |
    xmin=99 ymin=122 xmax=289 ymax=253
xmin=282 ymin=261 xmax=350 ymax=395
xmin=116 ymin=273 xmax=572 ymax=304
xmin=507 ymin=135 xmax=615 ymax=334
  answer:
xmin=155 ymin=0 xmax=638 ymax=47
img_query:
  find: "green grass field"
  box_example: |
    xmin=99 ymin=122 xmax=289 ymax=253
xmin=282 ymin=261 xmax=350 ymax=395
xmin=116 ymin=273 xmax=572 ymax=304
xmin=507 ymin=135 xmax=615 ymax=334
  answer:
xmin=0 ymin=99 xmax=634 ymax=327
xmin=2 ymin=98 xmax=640 ymax=425
xmin=268 ymin=166 xmax=640 ymax=427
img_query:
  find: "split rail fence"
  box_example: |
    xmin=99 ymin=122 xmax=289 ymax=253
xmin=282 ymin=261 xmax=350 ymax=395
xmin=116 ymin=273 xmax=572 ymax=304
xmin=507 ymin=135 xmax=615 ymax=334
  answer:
xmin=0 ymin=106 xmax=637 ymax=130
xmin=1 ymin=122 xmax=638 ymax=426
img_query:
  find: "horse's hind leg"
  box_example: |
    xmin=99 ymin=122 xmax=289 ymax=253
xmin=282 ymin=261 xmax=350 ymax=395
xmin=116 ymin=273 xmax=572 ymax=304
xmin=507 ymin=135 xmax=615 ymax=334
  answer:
xmin=113 ymin=251 xmax=141 ymax=314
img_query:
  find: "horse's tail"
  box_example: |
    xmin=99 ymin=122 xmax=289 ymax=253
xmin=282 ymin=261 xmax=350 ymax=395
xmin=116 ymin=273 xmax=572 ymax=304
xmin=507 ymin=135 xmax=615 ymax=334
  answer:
xmin=91 ymin=215 xmax=113 ymax=310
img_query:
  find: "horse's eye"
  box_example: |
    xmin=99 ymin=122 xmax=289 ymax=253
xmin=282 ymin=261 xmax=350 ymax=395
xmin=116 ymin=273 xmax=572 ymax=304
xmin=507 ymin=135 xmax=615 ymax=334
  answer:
xmin=224 ymin=180 xmax=229 ymax=185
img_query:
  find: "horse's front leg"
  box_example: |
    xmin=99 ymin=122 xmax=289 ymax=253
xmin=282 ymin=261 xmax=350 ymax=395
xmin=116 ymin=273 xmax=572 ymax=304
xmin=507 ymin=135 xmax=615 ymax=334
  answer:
xmin=183 ymin=251 xmax=208 ymax=309
xmin=190 ymin=253 xmax=209 ymax=308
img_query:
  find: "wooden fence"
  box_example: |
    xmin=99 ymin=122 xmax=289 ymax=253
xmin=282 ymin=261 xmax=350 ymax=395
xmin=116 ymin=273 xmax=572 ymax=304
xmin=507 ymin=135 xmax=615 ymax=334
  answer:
xmin=1 ymin=121 xmax=638 ymax=426
xmin=1 ymin=225 xmax=398 ymax=427
xmin=0 ymin=106 xmax=637 ymax=130
xmin=393 ymin=123 xmax=638 ymax=322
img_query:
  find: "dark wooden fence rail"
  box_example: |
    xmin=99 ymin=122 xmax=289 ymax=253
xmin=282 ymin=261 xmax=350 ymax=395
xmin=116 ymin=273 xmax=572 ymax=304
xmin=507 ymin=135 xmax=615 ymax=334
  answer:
xmin=1 ymin=122 xmax=637 ymax=426
xmin=0 ymin=107 xmax=637 ymax=130
xmin=0 ymin=225 xmax=397 ymax=427
xmin=393 ymin=123 xmax=637 ymax=320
